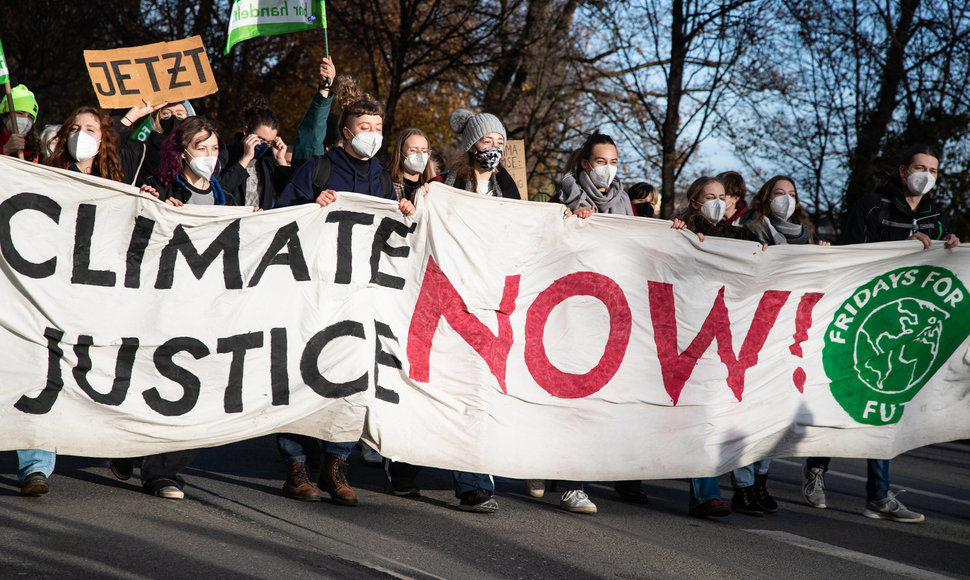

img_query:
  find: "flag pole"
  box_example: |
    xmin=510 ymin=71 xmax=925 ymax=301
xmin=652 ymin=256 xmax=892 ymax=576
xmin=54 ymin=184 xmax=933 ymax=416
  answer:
xmin=3 ymin=81 xmax=24 ymax=160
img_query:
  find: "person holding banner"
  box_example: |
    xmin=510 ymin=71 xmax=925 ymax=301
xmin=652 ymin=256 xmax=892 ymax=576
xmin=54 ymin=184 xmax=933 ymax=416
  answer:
xmin=389 ymin=128 xmax=436 ymax=203
xmin=801 ymin=144 xmax=957 ymax=524
xmin=670 ymin=175 xmax=748 ymax=518
xmin=147 ymin=116 xmax=241 ymax=207
xmin=224 ymin=97 xmax=293 ymax=209
xmin=554 ymin=131 xmax=635 ymax=217
xmin=277 ymin=76 xmax=406 ymax=208
xmin=0 ymin=84 xmax=40 ymax=162
xmin=438 ymin=108 xmax=520 ymax=200
xmin=273 ymin=77 xmax=413 ymax=508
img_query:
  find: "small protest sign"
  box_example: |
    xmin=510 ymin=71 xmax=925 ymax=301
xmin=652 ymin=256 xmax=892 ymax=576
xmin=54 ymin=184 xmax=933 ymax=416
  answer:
xmin=504 ymin=139 xmax=529 ymax=200
xmin=84 ymin=36 xmax=218 ymax=110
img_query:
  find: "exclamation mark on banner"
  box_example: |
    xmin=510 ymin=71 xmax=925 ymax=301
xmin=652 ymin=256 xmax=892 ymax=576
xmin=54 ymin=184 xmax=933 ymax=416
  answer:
xmin=790 ymin=293 xmax=824 ymax=393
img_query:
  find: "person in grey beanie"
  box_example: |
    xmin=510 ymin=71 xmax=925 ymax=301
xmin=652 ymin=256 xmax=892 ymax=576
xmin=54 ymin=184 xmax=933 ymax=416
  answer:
xmin=437 ymin=108 xmax=520 ymax=199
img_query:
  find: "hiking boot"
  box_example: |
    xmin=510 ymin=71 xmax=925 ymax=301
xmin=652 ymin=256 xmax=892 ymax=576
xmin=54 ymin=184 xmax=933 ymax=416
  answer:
xmin=524 ymin=479 xmax=545 ymax=498
xmin=283 ymin=460 xmax=321 ymax=502
xmin=560 ymin=490 xmax=597 ymax=514
xmin=689 ymin=498 xmax=731 ymax=518
xmin=802 ymin=466 xmax=826 ymax=508
xmin=109 ymin=458 xmax=134 ymax=481
xmin=20 ymin=472 xmax=50 ymax=497
xmin=753 ymin=473 xmax=778 ymax=513
xmin=862 ymin=491 xmax=924 ymax=523
xmin=731 ymin=486 xmax=764 ymax=516
xmin=319 ymin=454 xmax=358 ymax=506
xmin=459 ymin=489 xmax=498 ymax=513
xmin=155 ymin=485 xmax=184 ymax=500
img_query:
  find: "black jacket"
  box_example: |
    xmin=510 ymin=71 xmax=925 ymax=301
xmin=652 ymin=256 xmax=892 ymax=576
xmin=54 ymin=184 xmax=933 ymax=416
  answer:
xmin=844 ymin=183 xmax=951 ymax=245
xmin=223 ymin=135 xmax=294 ymax=209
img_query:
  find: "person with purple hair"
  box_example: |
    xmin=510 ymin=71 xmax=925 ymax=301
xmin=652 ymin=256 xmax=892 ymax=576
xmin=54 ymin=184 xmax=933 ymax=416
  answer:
xmin=144 ymin=116 xmax=247 ymax=207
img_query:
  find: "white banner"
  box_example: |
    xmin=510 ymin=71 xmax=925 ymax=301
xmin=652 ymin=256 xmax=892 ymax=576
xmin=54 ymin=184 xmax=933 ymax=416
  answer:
xmin=1 ymin=156 xmax=969 ymax=480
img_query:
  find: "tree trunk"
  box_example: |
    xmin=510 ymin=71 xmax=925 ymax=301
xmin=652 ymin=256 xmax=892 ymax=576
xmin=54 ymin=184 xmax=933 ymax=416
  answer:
xmin=843 ymin=0 xmax=919 ymax=209
xmin=660 ymin=0 xmax=687 ymax=219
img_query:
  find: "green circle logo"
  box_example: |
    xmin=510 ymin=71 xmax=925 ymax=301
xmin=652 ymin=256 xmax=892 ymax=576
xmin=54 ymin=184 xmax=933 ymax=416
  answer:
xmin=823 ymin=266 xmax=970 ymax=425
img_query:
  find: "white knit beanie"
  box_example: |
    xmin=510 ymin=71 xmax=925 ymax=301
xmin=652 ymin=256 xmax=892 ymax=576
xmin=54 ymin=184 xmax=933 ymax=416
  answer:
xmin=450 ymin=108 xmax=506 ymax=152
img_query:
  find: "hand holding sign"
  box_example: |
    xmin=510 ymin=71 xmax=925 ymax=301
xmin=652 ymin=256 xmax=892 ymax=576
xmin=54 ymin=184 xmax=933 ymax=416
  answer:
xmin=84 ymin=37 xmax=218 ymax=110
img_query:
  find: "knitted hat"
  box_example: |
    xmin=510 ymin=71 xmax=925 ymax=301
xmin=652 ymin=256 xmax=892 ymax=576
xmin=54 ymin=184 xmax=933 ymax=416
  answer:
xmin=0 ymin=84 xmax=39 ymax=120
xmin=450 ymin=108 xmax=506 ymax=152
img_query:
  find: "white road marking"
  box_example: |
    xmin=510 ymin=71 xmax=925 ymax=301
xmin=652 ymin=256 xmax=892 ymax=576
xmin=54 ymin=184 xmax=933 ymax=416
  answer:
xmin=773 ymin=458 xmax=970 ymax=507
xmin=744 ymin=530 xmax=955 ymax=580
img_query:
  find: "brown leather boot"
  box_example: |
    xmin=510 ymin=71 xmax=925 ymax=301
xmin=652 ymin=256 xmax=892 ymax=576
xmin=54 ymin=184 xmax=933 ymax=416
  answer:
xmin=319 ymin=453 xmax=358 ymax=506
xmin=282 ymin=460 xmax=321 ymax=501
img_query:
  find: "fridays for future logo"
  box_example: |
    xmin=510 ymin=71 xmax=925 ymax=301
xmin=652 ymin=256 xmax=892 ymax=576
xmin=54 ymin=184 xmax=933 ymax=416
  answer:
xmin=823 ymin=266 xmax=970 ymax=425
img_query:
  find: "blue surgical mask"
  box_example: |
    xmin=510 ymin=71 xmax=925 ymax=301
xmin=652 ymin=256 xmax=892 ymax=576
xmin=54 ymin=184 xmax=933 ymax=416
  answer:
xmin=254 ymin=143 xmax=270 ymax=159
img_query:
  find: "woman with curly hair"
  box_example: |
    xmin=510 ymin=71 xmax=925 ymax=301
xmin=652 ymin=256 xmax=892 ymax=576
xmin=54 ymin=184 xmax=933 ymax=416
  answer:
xmin=47 ymin=106 xmax=147 ymax=184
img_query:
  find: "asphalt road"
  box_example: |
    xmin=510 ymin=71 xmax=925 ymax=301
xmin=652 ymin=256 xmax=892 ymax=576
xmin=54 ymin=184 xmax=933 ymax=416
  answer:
xmin=1 ymin=438 xmax=968 ymax=579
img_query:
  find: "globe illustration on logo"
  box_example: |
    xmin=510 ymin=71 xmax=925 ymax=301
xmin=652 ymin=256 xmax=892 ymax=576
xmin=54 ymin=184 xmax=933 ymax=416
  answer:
xmin=853 ymin=298 xmax=948 ymax=395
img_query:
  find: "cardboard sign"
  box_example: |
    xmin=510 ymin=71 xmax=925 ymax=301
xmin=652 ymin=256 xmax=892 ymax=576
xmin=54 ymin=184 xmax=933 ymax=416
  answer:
xmin=504 ymin=139 xmax=529 ymax=200
xmin=84 ymin=36 xmax=218 ymax=110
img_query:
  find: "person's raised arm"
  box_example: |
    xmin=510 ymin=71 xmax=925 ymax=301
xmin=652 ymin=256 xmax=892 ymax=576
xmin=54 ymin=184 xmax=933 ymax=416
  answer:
xmin=291 ymin=56 xmax=336 ymax=167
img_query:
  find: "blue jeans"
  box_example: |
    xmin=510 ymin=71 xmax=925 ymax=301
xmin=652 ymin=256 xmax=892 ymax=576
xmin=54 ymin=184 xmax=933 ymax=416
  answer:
xmin=453 ymin=471 xmax=493 ymax=497
xmin=276 ymin=435 xmax=354 ymax=462
xmin=806 ymin=457 xmax=890 ymax=502
xmin=17 ymin=449 xmax=55 ymax=482
xmin=689 ymin=477 xmax=721 ymax=506
xmin=731 ymin=459 xmax=771 ymax=488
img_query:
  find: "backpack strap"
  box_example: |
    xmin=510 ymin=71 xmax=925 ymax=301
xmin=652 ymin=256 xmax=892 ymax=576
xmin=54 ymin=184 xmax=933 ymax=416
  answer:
xmin=311 ymin=155 xmax=332 ymax=194
xmin=380 ymin=170 xmax=393 ymax=199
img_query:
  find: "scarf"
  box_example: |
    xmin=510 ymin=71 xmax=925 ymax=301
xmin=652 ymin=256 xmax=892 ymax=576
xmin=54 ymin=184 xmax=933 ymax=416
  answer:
xmin=763 ymin=213 xmax=809 ymax=245
xmin=557 ymin=171 xmax=634 ymax=215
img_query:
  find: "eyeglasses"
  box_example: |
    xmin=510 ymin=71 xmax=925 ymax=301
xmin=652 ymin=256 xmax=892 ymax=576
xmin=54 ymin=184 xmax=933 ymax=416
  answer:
xmin=158 ymin=111 xmax=188 ymax=120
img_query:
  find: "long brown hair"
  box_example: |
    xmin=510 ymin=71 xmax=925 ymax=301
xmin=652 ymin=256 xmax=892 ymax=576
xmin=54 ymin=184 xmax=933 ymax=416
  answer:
xmin=674 ymin=176 xmax=721 ymax=230
xmin=748 ymin=175 xmax=815 ymax=242
xmin=390 ymin=128 xmax=436 ymax=185
xmin=46 ymin=106 xmax=124 ymax=183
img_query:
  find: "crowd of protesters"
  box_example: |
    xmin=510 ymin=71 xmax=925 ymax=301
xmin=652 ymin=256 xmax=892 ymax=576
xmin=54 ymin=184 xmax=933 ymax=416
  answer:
xmin=1 ymin=51 xmax=958 ymax=524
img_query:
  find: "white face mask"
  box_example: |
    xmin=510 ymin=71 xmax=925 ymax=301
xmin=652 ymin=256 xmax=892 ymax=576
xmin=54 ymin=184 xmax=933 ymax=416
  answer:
xmin=770 ymin=194 xmax=796 ymax=220
xmin=588 ymin=164 xmax=617 ymax=189
xmin=67 ymin=131 xmax=100 ymax=162
xmin=905 ymin=171 xmax=936 ymax=195
xmin=6 ymin=116 xmax=32 ymax=135
xmin=184 ymin=150 xmax=218 ymax=180
xmin=349 ymin=130 xmax=382 ymax=159
xmin=700 ymin=198 xmax=726 ymax=223
xmin=403 ymin=152 xmax=429 ymax=174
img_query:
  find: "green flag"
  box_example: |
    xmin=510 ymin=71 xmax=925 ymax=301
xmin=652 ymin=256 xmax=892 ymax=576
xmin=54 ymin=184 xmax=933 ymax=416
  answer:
xmin=225 ymin=0 xmax=326 ymax=54
xmin=0 ymin=37 xmax=10 ymax=84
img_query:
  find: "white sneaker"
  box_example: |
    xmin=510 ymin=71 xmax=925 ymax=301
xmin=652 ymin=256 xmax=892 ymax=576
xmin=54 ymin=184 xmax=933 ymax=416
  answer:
xmin=524 ymin=479 xmax=545 ymax=498
xmin=156 ymin=485 xmax=184 ymax=500
xmin=560 ymin=490 xmax=597 ymax=514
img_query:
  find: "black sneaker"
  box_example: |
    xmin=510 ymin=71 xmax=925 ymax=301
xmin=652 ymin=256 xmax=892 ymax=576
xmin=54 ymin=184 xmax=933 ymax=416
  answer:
xmin=459 ymin=489 xmax=498 ymax=513
xmin=20 ymin=472 xmax=50 ymax=497
xmin=109 ymin=458 xmax=134 ymax=481
xmin=753 ymin=473 xmax=778 ymax=513
xmin=731 ymin=486 xmax=764 ymax=516
xmin=389 ymin=479 xmax=420 ymax=498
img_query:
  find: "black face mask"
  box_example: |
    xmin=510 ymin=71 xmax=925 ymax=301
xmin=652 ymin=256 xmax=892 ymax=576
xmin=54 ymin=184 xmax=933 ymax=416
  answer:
xmin=159 ymin=116 xmax=179 ymax=135
xmin=634 ymin=202 xmax=654 ymax=218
